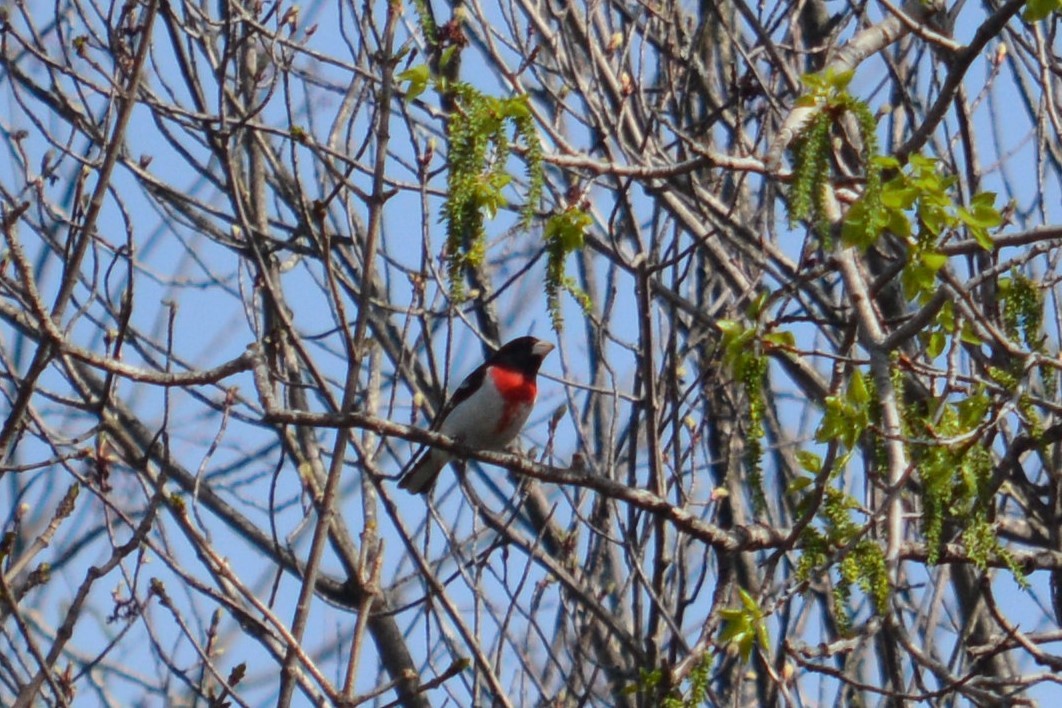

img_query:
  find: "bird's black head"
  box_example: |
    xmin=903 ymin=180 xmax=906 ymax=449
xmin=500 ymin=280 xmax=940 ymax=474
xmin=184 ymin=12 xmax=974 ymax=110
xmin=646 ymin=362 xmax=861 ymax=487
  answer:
xmin=488 ymin=336 xmax=554 ymax=375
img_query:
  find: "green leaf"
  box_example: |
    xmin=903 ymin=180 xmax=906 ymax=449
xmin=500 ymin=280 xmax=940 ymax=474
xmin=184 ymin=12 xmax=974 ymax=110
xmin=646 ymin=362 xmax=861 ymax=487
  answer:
xmin=397 ymin=64 xmax=430 ymax=102
xmin=937 ymin=301 xmax=955 ymax=330
xmin=718 ymin=609 xmax=747 ymax=643
xmin=960 ymin=321 xmax=982 ymax=345
xmin=439 ymin=45 xmax=459 ymax=72
xmin=1024 ymin=0 xmax=1062 ymax=21
xmin=816 ymin=395 xmax=866 ymax=448
xmin=920 ymin=251 xmax=947 ymax=272
xmin=841 ymin=199 xmax=877 ymax=249
xmin=958 ymin=192 xmax=1002 ymax=249
xmin=968 ymin=226 xmax=995 ymax=251
xmin=799 ymin=71 xmax=827 ymax=91
xmin=545 ymin=208 xmax=592 ymax=253
xmin=908 ymin=153 xmax=937 ymax=172
xmin=885 ymin=207 xmax=911 ymax=239
xmin=764 ymin=330 xmax=796 ymax=349
xmin=718 ymin=589 xmax=771 ymax=662
xmin=957 ymin=390 xmax=990 ymax=428
xmin=726 ymin=330 xmax=757 ymax=359
xmin=716 ymin=319 xmax=742 ymax=336
xmin=847 ymin=369 xmax=869 ymax=405
xmin=920 ymin=204 xmax=949 ymax=236
xmin=499 ymin=93 xmax=532 ymax=120
xmin=795 ymin=451 xmax=822 ymax=473
xmin=873 ymin=155 xmax=901 ymax=170
xmin=822 ymin=68 xmax=855 ymax=92
xmin=970 ymin=190 xmax=1000 ymax=210
xmin=747 ymin=291 xmax=770 ymax=318
xmin=958 ymin=202 xmax=1001 ymax=229
xmin=926 ymin=330 xmax=946 ymax=359
xmin=738 ymin=588 xmax=759 ymax=611
xmin=902 ymin=260 xmax=938 ymax=301
xmin=881 ymin=183 xmax=919 ymax=210
xmin=718 ymin=607 xmax=757 ymax=663
xmin=470 ymin=173 xmax=510 ymax=218
xmin=755 ymin=617 xmax=771 ymax=656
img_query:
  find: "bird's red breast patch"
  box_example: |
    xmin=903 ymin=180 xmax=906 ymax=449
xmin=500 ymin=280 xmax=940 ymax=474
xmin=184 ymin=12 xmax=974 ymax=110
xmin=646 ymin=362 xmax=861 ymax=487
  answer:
xmin=489 ymin=365 xmax=537 ymax=403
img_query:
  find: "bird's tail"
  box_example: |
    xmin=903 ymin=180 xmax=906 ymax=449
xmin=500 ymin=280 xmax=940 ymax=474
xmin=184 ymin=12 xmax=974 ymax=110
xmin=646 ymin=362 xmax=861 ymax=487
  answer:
xmin=397 ymin=451 xmax=448 ymax=495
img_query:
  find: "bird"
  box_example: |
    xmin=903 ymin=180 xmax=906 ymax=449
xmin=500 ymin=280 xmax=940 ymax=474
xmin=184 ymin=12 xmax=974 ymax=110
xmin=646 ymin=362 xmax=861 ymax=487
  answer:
xmin=398 ymin=336 xmax=555 ymax=495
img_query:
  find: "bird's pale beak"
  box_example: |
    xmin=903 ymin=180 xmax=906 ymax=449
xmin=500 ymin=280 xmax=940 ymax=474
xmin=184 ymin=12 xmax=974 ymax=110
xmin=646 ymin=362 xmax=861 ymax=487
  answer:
xmin=533 ymin=340 xmax=555 ymax=358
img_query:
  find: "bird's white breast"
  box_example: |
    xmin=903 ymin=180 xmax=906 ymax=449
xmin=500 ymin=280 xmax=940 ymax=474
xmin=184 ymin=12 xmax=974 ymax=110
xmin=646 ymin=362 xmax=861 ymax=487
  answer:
xmin=440 ymin=381 xmax=535 ymax=450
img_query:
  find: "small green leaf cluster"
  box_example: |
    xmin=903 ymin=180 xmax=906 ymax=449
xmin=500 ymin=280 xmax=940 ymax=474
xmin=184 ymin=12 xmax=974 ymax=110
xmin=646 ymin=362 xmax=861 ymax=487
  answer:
xmin=846 ymin=155 xmax=1003 ymax=301
xmin=633 ymin=654 xmax=711 ymax=708
xmin=999 ymin=273 xmax=1043 ymax=349
xmin=443 ymin=85 xmax=542 ymax=295
xmin=906 ymin=390 xmax=1022 ymax=580
xmin=794 ymin=482 xmax=889 ymax=632
xmin=718 ymin=588 xmax=770 ymax=663
xmin=963 ymin=515 xmax=1027 ymax=587
xmin=398 ymin=64 xmax=545 ymax=300
xmin=410 ymin=0 xmax=437 ymax=42
xmin=787 ymin=69 xmax=883 ymax=246
xmin=402 ymin=0 xmax=459 ymax=98
xmin=669 ymin=654 xmax=711 ymax=708
xmin=627 ymin=667 xmax=664 ymax=697
xmin=397 ymin=64 xmax=430 ymax=102
xmin=921 ymin=300 xmax=981 ymax=360
xmin=626 ymin=667 xmax=674 ymax=704
xmin=814 ymin=369 xmax=871 ymax=450
xmin=543 ymin=207 xmax=594 ymax=330
xmin=840 ymin=538 xmax=890 ymax=619
xmin=792 ymin=368 xmax=889 ymax=628
xmin=909 ymin=391 xmax=991 ymax=563
xmin=996 ymin=272 xmax=1056 ymax=407
xmin=718 ymin=300 xmax=790 ymax=512
xmin=1024 ymin=0 xmax=1062 ymax=22
xmin=1018 ymin=392 xmax=1045 ymax=442
xmin=846 ymin=154 xmax=955 ymax=253
xmin=788 ymin=108 xmax=832 ymax=238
